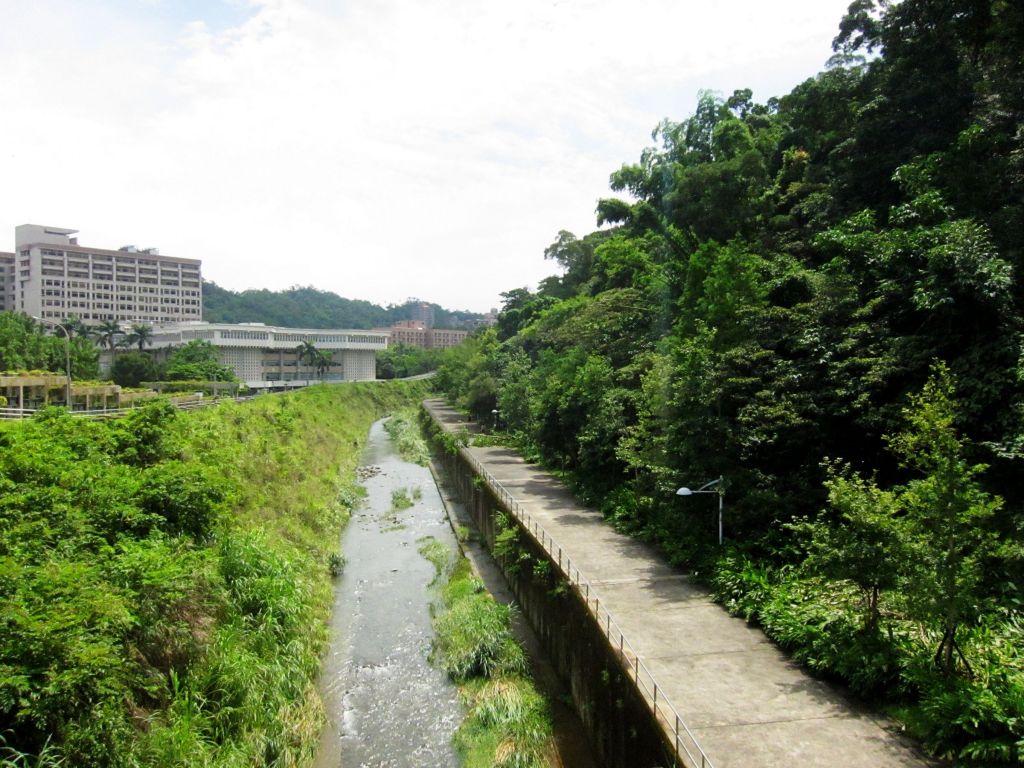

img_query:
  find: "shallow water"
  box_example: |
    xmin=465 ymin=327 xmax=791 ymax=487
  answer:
xmin=313 ymin=419 xmax=461 ymax=768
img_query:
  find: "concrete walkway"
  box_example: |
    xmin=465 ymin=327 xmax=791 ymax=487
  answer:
xmin=424 ymin=399 xmax=934 ymax=768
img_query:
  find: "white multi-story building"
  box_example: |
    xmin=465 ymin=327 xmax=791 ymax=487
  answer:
xmin=10 ymin=224 xmax=202 ymax=325
xmin=148 ymin=322 xmax=389 ymax=387
xmin=0 ymin=252 xmax=15 ymax=312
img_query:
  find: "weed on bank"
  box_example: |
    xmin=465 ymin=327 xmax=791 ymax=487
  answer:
xmin=0 ymin=381 xmax=428 ymax=767
xmin=418 ymin=538 xmax=555 ymax=768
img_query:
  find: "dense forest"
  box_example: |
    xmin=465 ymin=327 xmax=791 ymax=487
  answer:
xmin=437 ymin=0 xmax=1024 ymax=763
xmin=202 ymin=281 xmax=485 ymax=330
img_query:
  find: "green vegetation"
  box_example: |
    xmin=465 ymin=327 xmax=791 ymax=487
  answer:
xmin=418 ymin=540 xmax=555 ymax=768
xmin=0 ymin=312 xmax=237 ymax=391
xmin=436 ymin=2 xmax=1024 ymax=763
xmin=0 ymin=312 xmax=99 ymax=379
xmin=161 ymin=340 xmax=237 ymax=383
xmin=384 ymin=408 xmax=431 ymax=465
xmin=376 ymin=343 xmax=447 ymax=379
xmin=295 ymin=340 xmax=332 ymax=380
xmin=417 ymin=536 xmax=450 ymax=578
xmin=0 ymin=380 xmax=430 ymax=766
xmin=202 ymin=282 xmax=484 ymax=330
xmin=110 ymin=350 xmax=159 ymax=387
xmin=391 ymin=488 xmax=414 ymax=511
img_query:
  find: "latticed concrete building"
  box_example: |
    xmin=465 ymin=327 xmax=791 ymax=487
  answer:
xmin=148 ymin=322 xmax=388 ymax=388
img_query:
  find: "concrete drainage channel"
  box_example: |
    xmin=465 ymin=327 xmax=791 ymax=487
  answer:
xmin=313 ymin=418 xmax=462 ymax=768
xmin=314 ymin=416 xmax=599 ymax=768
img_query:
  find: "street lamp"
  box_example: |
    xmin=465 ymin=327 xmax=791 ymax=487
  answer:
xmin=32 ymin=316 xmax=72 ymax=408
xmin=676 ymin=476 xmax=725 ymax=545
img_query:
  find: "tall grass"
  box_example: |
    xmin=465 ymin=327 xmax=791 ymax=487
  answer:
xmin=0 ymin=381 xmax=430 ymax=767
xmin=419 ymin=543 xmax=555 ymax=768
xmin=383 ymin=408 xmax=430 ymax=465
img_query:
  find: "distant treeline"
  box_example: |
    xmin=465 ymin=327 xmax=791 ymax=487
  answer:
xmin=202 ymin=281 xmax=485 ymax=330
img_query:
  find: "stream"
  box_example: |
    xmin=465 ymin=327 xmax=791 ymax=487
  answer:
xmin=313 ymin=418 xmax=462 ymax=768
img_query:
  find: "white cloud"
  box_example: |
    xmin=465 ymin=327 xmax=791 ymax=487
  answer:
xmin=0 ymin=0 xmax=851 ymax=312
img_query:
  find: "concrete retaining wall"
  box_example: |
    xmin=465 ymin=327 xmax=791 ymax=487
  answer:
xmin=430 ymin=437 xmax=677 ymax=768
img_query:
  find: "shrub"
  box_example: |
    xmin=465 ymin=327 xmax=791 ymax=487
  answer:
xmin=136 ymin=462 xmax=225 ymax=540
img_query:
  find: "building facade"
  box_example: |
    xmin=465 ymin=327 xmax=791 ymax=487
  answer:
xmin=11 ymin=224 xmax=202 ymax=325
xmin=410 ymin=301 xmax=435 ymax=328
xmin=148 ymin=322 xmax=388 ymax=387
xmin=0 ymin=252 xmax=14 ymax=312
xmin=383 ymin=320 xmax=469 ymax=349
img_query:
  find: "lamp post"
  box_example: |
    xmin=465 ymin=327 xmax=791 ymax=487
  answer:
xmin=676 ymin=476 xmax=725 ymax=545
xmin=32 ymin=316 xmax=72 ymax=408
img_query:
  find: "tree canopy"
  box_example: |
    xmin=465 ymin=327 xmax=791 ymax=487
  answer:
xmin=437 ymin=1 xmax=1024 ymax=761
xmin=202 ymin=282 xmax=486 ymax=330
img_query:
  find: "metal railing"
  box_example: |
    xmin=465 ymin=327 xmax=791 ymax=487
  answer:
xmin=430 ymin=406 xmax=714 ymax=768
xmin=0 ymin=396 xmax=253 ymax=421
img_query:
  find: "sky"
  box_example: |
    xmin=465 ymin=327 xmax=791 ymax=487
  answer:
xmin=0 ymin=0 xmax=854 ymax=313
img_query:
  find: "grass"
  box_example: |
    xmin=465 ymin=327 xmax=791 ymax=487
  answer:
xmin=383 ymin=408 xmax=430 ymax=465
xmin=0 ymin=380 xmax=431 ymax=767
xmin=418 ymin=537 xmax=453 ymax=584
xmin=391 ymin=488 xmax=414 ymax=511
xmin=418 ymin=541 xmax=556 ymax=768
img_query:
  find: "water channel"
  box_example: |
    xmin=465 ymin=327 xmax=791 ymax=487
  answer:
xmin=313 ymin=417 xmax=598 ymax=768
xmin=313 ymin=418 xmax=462 ymax=768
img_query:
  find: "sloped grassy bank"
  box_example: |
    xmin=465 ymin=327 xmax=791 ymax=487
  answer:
xmin=0 ymin=381 xmax=429 ymax=768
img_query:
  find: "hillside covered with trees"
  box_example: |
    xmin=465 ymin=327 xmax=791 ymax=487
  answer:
xmin=202 ymin=282 xmax=485 ymax=330
xmin=437 ymin=0 xmax=1024 ymax=763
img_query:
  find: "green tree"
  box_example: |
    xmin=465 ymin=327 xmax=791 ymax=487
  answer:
xmin=123 ymin=323 xmax=153 ymax=351
xmin=0 ymin=312 xmax=97 ymax=378
xmin=295 ymin=340 xmax=318 ymax=378
xmin=93 ymin=319 xmax=123 ymax=365
xmin=58 ymin=315 xmax=90 ymax=339
xmin=313 ymin=348 xmax=332 ymax=379
xmin=890 ymin=363 xmax=1002 ymax=676
xmin=798 ymin=465 xmax=908 ymax=632
xmin=375 ymin=343 xmax=444 ymax=379
xmin=163 ymin=340 xmax=235 ymax=382
xmin=110 ymin=351 xmax=158 ymax=388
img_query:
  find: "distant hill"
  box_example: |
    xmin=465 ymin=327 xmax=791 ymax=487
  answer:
xmin=202 ymin=281 xmax=485 ymax=330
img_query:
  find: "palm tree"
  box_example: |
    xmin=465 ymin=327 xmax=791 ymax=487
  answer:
xmin=296 ymin=340 xmax=318 ymax=379
xmin=94 ymin=320 xmax=124 ymax=365
xmin=296 ymin=340 xmax=333 ymax=380
xmin=124 ymin=323 xmax=154 ymax=351
xmin=59 ymin=316 xmax=89 ymax=339
xmin=314 ymin=348 xmax=333 ymax=380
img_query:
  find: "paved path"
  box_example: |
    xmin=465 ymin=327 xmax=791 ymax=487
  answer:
xmin=424 ymin=399 xmax=934 ymax=768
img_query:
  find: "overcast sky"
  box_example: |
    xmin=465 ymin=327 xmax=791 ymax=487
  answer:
xmin=0 ymin=0 xmax=853 ymax=313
